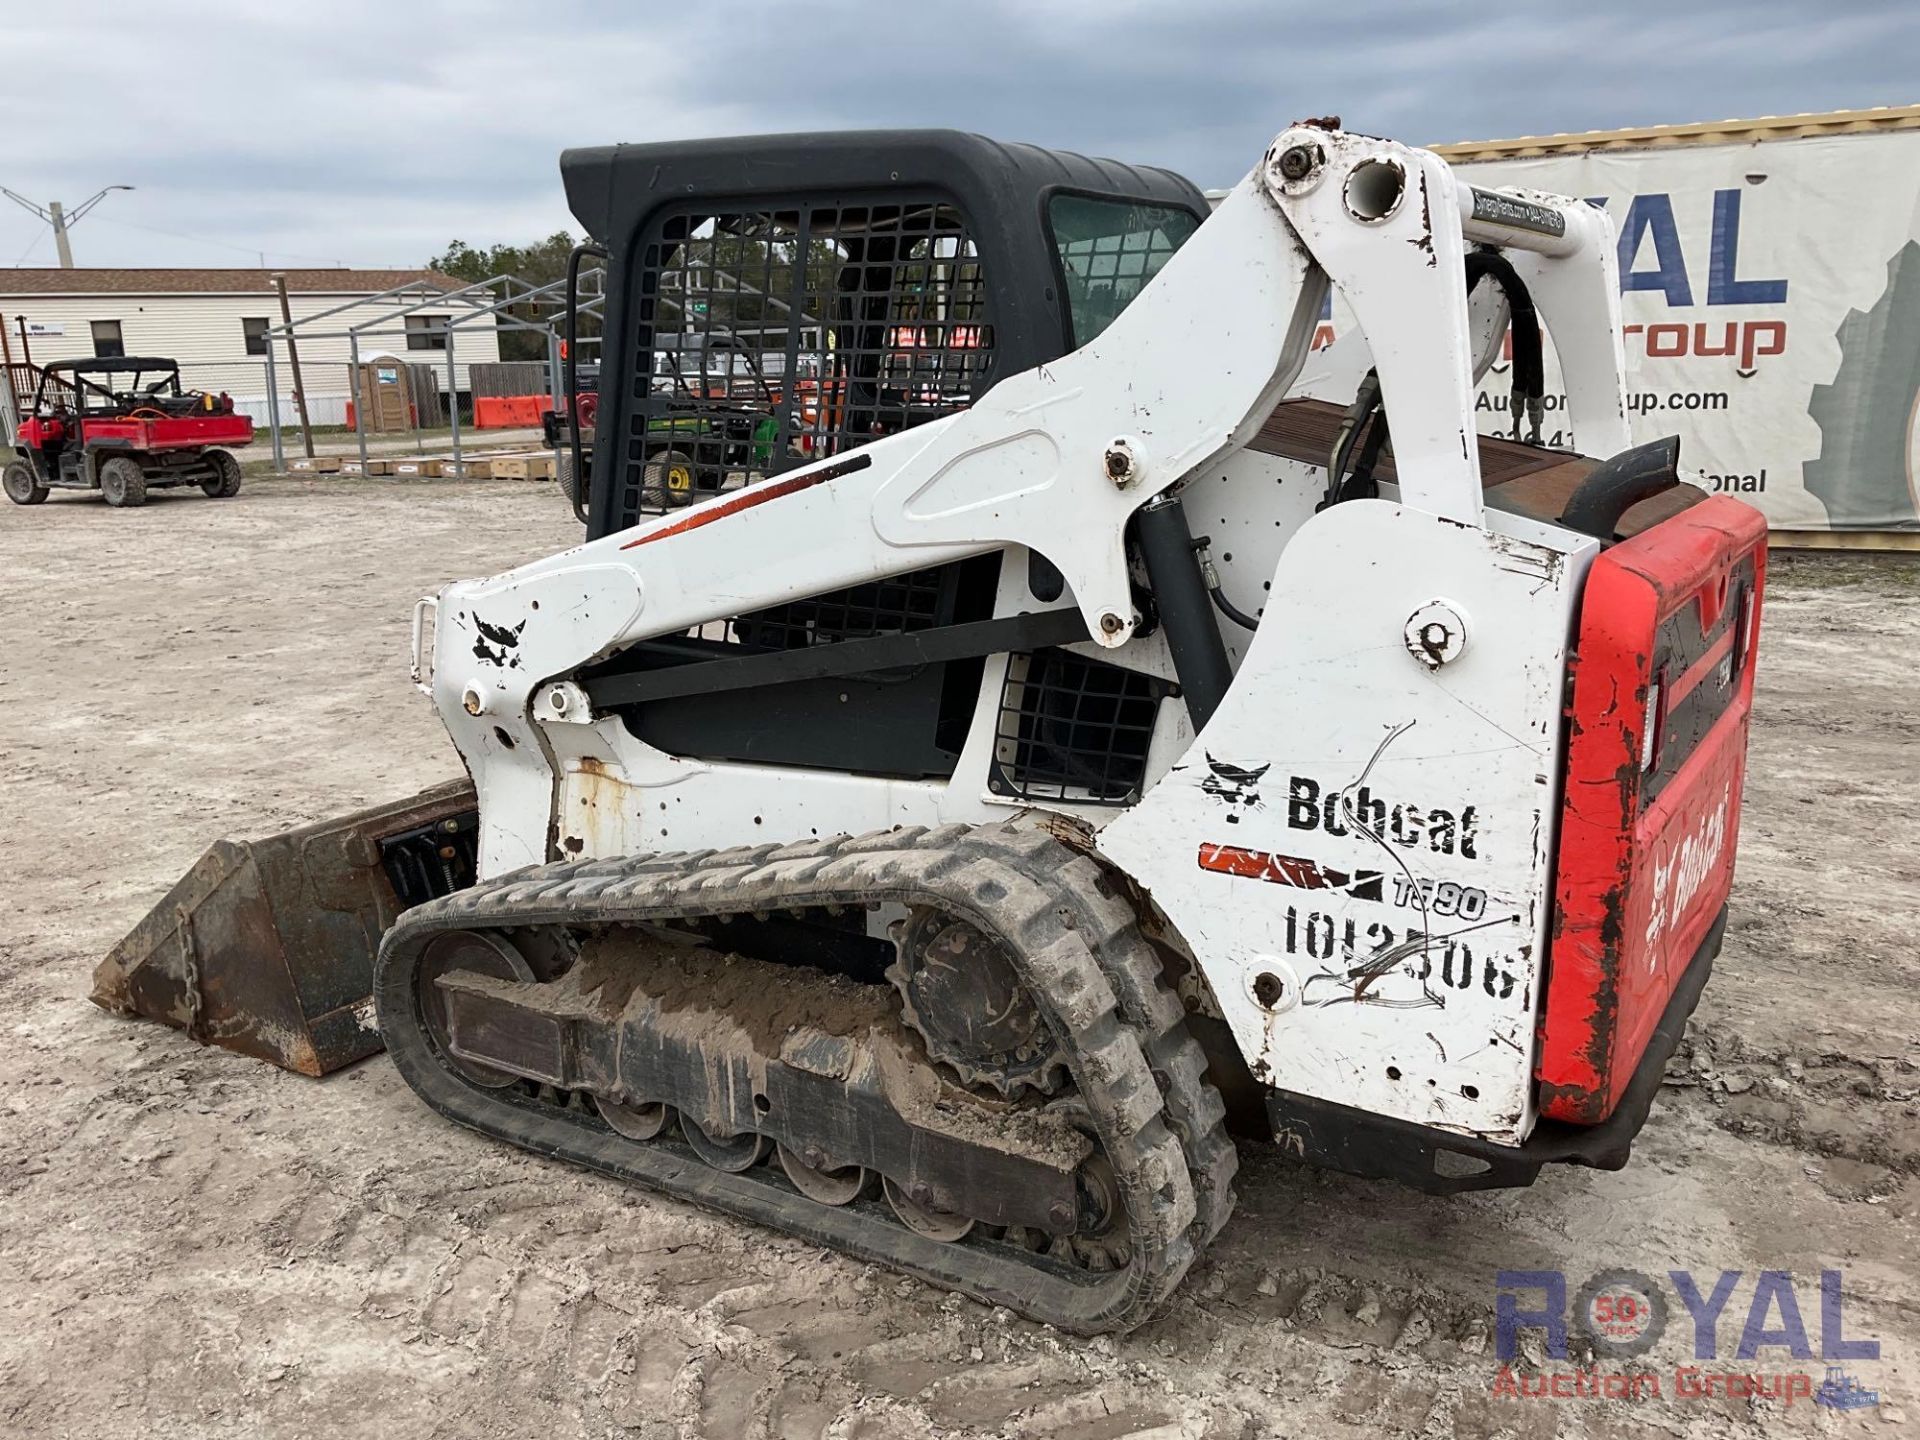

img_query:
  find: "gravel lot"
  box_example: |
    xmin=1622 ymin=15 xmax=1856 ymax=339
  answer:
xmin=1 ymin=477 xmax=1914 ymax=1438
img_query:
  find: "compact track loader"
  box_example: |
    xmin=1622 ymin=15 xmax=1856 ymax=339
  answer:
xmin=98 ymin=122 xmax=1766 ymax=1331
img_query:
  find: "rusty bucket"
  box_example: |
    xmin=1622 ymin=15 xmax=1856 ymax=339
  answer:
xmin=91 ymin=780 xmax=478 ymax=1076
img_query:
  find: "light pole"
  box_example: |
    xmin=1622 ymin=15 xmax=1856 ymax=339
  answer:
xmin=1 ymin=185 xmax=135 ymax=267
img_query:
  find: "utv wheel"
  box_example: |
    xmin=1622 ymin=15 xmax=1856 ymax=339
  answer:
xmin=641 ymin=448 xmax=698 ymax=509
xmin=99 ymin=456 xmax=148 ymax=508
xmin=200 ymin=449 xmax=244 ymax=498
xmin=3 ymin=459 xmax=47 ymax=505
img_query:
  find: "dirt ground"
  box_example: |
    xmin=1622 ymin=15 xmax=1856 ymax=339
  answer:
xmin=1 ymin=477 xmax=1914 ymax=1439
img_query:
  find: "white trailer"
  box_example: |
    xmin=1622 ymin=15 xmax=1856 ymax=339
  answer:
xmin=1434 ymin=105 xmax=1920 ymax=544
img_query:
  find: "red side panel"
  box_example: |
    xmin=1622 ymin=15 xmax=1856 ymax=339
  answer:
xmin=18 ymin=415 xmax=63 ymax=447
xmin=82 ymin=414 xmax=254 ymax=451
xmin=1538 ymin=496 xmax=1768 ymax=1124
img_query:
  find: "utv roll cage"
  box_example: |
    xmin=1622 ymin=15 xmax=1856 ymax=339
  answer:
xmin=34 ymin=357 xmax=186 ymax=414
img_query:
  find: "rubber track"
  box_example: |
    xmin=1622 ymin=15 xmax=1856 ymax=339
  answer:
xmin=375 ymin=818 xmax=1238 ymax=1334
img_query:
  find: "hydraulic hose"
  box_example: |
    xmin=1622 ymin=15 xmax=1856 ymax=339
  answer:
xmin=1466 ymin=248 xmax=1544 ymax=443
xmin=1323 ymin=369 xmax=1381 ymax=510
xmin=1207 ymin=583 xmax=1262 ymax=633
xmin=1198 ymin=550 xmax=1261 ymax=632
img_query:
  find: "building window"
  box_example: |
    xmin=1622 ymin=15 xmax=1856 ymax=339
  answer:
xmin=242 ymin=317 xmax=270 ymax=356
xmin=91 ymin=320 xmax=124 ymax=358
xmin=405 ymin=314 xmax=448 ymax=351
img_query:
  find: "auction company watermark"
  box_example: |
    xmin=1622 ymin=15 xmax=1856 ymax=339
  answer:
xmin=1491 ymin=1268 xmax=1883 ymax=1411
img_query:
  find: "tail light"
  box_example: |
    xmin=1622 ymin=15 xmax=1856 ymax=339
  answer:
xmin=1734 ymin=584 xmax=1757 ymax=679
xmin=1639 ymin=671 xmax=1665 ymax=773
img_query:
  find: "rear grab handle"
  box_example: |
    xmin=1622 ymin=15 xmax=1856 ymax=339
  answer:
xmin=410 ymin=596 xmax=438 ymax=696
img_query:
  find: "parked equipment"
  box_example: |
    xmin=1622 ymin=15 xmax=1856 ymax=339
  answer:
xmin=100 ymin=124 xmax=1766 ymax=1332
xmin=549 ymin=345 xmax=785 ymax=511
xmin=4 ymin=357 xmax=251 ymax=507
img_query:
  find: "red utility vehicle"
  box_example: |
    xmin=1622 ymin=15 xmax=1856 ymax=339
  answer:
xmin=4 ymin=356 xmax=252 ymax=508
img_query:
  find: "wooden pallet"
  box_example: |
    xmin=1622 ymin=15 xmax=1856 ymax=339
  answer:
xmin=286 ymin=449 xmax=549 ymax=479
xmin=488 ymin=454 xmax=556 ymax=480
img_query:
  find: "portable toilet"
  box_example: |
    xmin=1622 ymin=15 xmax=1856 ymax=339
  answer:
xmin=355 ymin=351 xmax=415 ymax=432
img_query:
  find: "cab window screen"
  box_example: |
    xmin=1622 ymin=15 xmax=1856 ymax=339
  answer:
xmin=618 ymin=200 xmax=995 ymax=528
xmin=1048 ymin=196 xmax=1199 ymax=346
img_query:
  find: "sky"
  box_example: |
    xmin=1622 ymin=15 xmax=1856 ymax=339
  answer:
xmin=1 ymin=0 xmax=1914 ymax=271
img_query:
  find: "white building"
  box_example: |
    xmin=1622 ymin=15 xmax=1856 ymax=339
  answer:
xmin=0 ymin=268 xmax=503 ymax=426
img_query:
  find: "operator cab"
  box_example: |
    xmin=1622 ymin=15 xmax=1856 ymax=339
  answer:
xmin=560 ymin=129 xmax=1209 ymax=535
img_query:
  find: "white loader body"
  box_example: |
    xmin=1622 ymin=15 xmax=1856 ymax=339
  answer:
xmin=414 ymin=126 xmax=1630 ymax=1148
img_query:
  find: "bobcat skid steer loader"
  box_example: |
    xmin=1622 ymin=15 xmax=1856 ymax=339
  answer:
xmin=98 ymin=122 xmax=1766 ymax=1332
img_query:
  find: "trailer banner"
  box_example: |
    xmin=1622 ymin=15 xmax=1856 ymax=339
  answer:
xmin=1451 ymin=130 xmax=1920 ymax=533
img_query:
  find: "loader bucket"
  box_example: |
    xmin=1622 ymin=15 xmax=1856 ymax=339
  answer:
xmin=91 ymin=780 xmax=478 ymax=1076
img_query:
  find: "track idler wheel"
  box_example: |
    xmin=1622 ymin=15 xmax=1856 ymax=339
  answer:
xmin=416 ymin=931 xmax=533 ymax=1088
xmin=1049 ymin=1103 xmax=1132 ymax=1272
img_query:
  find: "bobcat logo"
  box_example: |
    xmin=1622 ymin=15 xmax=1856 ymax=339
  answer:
xmin=1200 ymin=755 xmax=1270 ymax=825
xmin=1644 ymin=786 xmax=1730 ymax=964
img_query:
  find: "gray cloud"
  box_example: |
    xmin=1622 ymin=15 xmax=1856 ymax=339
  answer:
xmin=1 ymin=0 xmax=1913 ymax=269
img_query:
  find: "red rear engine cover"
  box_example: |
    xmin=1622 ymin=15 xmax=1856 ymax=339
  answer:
xmin=1539 ymin=496 xmax=1768 ymax=1124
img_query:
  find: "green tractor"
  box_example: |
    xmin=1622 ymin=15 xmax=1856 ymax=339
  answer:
xmin=641 ymin=405 xmax=779 ymax=509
